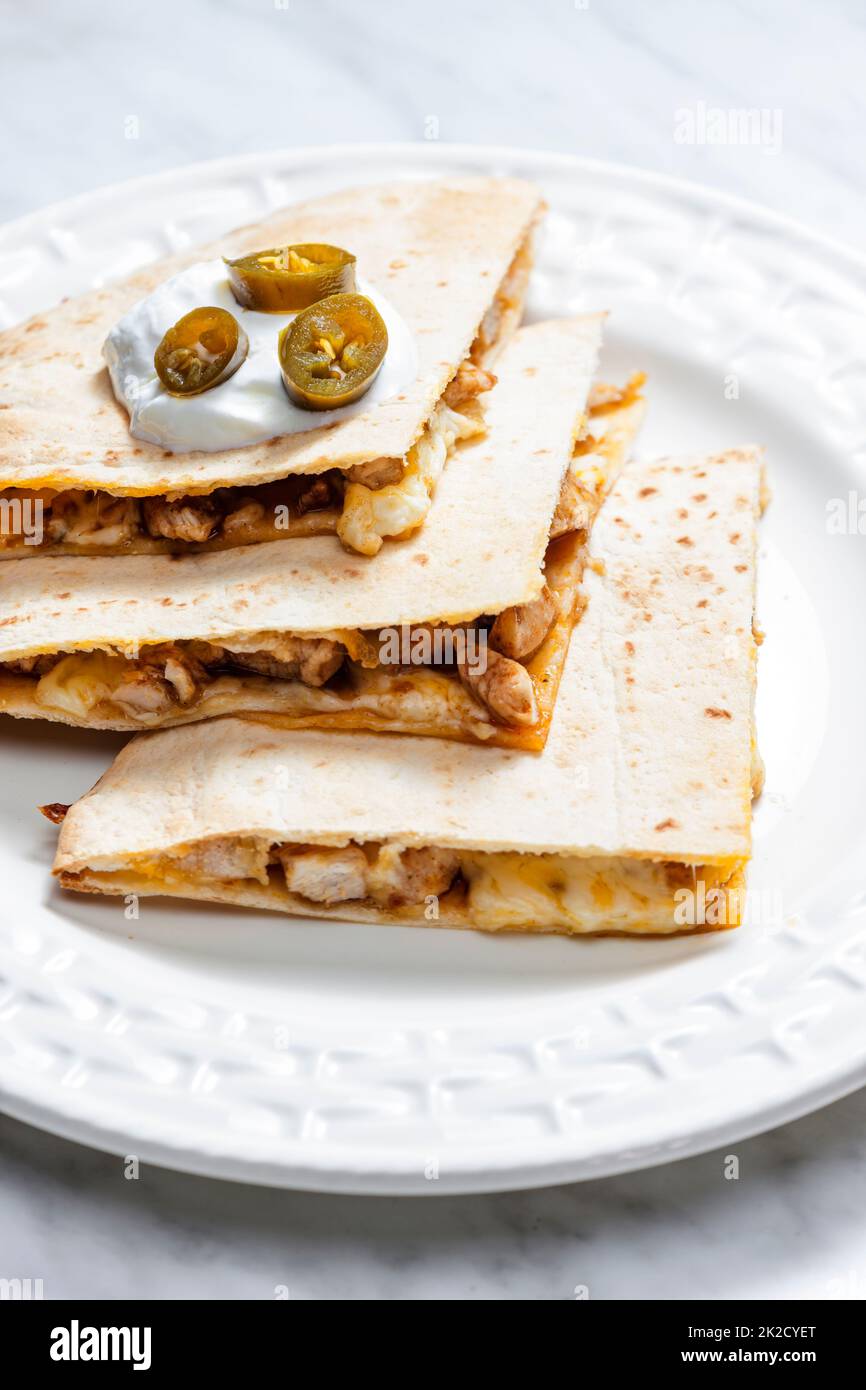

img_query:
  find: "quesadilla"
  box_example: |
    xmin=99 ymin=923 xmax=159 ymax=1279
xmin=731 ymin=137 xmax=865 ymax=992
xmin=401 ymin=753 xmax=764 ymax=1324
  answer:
xmin=0 ymin=178 xmax=543 ymax=560
xmin=49 ymin=447 xmax=764 ymax=937
xmin=0 ymin=316 xmax=645 ymax=750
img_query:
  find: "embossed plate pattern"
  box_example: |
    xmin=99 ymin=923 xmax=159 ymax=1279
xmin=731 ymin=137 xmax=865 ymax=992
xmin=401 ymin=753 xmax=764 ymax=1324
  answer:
xmin=1 ymin=145 xmax=866 ymax=1193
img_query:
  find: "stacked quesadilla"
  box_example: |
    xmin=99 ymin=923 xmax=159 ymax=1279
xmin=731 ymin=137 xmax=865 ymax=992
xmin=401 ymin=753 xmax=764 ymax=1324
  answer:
xmin=49 ymin=448 xmax=764 ymax=936
xmin=0 ymin=171 xmax=766 ymax=939
xmin=0 ymin=317 xmax=644 ymax=749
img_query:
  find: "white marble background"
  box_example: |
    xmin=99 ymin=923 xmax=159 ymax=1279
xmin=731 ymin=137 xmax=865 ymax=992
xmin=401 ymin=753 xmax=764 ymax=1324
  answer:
xmin=1 ymin=0 xmax=865 ymax=1301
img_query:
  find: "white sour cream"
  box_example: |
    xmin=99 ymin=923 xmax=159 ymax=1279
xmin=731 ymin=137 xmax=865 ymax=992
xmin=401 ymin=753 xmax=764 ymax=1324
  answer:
xmin=103 ymin=259 xmax=418 ymax=453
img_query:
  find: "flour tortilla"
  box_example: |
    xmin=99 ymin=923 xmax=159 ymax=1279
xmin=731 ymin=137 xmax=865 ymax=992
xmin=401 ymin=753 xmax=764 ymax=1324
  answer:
xmin=0 ymin=177 xmax=543 ymax=495
xmin=54 ymin=447 xmax=763 ymax=910
xmin=0 ymin=317 xmax=603 ymax=665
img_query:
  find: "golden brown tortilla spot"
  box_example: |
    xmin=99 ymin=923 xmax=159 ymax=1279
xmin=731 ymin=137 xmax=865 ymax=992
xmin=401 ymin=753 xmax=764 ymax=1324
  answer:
xmin=638 ymin=486 xmax=656 ymax=498
xmin=696 ymin=599 xmax=708 ymax=608
xmin=729 ymin=532 xmax=741 ymax=544
xmin=677 ymin=509 xmax=689 ymax=520
xmin=655 ymin=818 xmax=679 ymax=832
xmin=705 ymin=707 xmax=732 ymax=719
xmin=25 ymin=320 xmax=47 ymax=334
xmin=160 ymin=598 xmax=173 ymax=606
xmin=57 ymin=592 xmax=71 ymax=601
xmin=642 ymin=611 xmax=653 ymax=622
xmin=624 ymin=641 xmax=635 ymax=655
xmin=676 ymin=535 xmax=694 ymax=547
xmin=734 ymin=563 xmax=747 ymax=573
xmin=707 ymin=510 xmax=717 ymax=519
xmin=692 ymin=492 xmax=707 ymax=503
xmin=388 ymin=259 xmax=408 ymax=271
xmin=524 ymin=366 xmax=537 ymax=376
xmin=695 ymin=470 xmax=707 ymax=478
xmin=413 ymin=554 xmax=429 ymax=566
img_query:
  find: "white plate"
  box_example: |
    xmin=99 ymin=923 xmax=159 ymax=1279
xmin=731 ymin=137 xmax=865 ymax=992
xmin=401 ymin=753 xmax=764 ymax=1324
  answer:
xmin=2 ymin=145 xmax=866 ymax=1195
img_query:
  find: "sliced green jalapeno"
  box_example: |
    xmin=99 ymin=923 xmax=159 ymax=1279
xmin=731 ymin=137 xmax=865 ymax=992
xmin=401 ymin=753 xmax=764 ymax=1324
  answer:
xmin=154 ymin=306 xmax=248 ymax=396
xmin=225 ymin=243 xmax=356 ymax=312
xmin=278 ymin=293 xmax=388 ymax=411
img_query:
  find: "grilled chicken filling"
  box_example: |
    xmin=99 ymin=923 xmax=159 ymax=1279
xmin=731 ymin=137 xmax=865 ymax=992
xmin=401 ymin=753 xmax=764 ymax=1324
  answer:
xmin=0 ymin=239 xmax=533 ymax=560
xmin=0 ymin=377 xmax=645 ymax=734
xmin=111 ymin=833 xmax=746 ymax=933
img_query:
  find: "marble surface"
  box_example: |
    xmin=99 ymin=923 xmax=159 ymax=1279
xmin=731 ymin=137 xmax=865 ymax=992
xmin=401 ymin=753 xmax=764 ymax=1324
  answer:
xmin=1 ymin=0 xmax=865 ymax=1301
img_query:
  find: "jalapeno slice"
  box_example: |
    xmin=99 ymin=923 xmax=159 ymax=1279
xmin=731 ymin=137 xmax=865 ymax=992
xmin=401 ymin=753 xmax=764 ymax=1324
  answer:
xmin=278 ymin=293 xmax=388 ymax=411
xmin=225 ymin=243 xmax=356 ymax=312
xmin=154 ymin=306 xmax=249 ymax=397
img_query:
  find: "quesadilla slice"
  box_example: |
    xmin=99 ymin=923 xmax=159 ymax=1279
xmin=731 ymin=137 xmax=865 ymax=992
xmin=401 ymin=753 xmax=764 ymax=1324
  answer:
xmin=49 ymin=446 xmax=764 ymax=937
xmin=0 ymin=177 xmax=543 ymax=559
xmin=0 ymin=316 xmax=645 ymax=751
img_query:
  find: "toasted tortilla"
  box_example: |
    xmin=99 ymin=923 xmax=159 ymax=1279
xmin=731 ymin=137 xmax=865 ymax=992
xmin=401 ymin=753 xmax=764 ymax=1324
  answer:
xmin=53 ymin=446 xmax=764 ymax=936
xmin=0 ymin=177 xmax=542 ymax=497
xmin=0 ymin=317 xmax=634 ymax=750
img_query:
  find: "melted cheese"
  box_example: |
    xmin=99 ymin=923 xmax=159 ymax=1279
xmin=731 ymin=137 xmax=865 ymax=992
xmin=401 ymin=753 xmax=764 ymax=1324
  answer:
xmin=337 ymin=402 xmax=484 ymax=556
xmin=35 ymin=652 xmax=132 ymax=719
xmin=458 ymin=853 xmax=743 ymax=933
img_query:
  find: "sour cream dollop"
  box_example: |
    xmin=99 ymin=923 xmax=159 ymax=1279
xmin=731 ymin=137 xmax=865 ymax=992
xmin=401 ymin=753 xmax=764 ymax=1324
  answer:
xmin=103 ymin=259 xmax=418 ymax=453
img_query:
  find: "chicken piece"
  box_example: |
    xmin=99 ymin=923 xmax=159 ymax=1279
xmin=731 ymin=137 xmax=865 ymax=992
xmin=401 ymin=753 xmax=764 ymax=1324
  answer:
xmin=549 ymin=469 xmax=594 ymax=540
xmin=458 ymin=646 xmax=538 ymax=727
xmin=471 ymin=301 xmax=502 ymax=365
xmin=276 ymin=844 xmax=369 ymax=905
xmin=184 ymin=640 xmax=227 ymax=666
xmin=489 ymin=585 xmax=558 ymax=661
xmin=2 ymin=654 xmax=60 ymax=677
xmin=442 ymin=361 xmax=497 ymax=409
xmin=142 ymin=493 xmax=222 ymax=544
xmin=368 ymin=843 xmax=460 ymax=909
xmin=136 ymin=644 xmax=208 ymax=706
xmin=285 ymin=477 xmax=329 ymax=515
xmin=224 ymin=635 xmax=344 ymax=687
xmin=110 ymin=667 xmax=176 ymax=719
xmin=47 ymin=490 xmax=141 ymax=547
xmin=344 ymin=457 xmax=405 ymax=490
xmin=220 ymin=498 xmax=268 ymax=542
xmin=163 ymin=657 xmax=198 ymax=705
xmin=171 ymin=836 xmax=269 ymax=884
